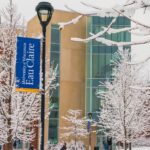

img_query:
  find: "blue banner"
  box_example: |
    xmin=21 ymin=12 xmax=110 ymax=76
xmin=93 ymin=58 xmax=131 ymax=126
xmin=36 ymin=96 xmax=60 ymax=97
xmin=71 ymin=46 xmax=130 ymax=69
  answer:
xmin=16 ymin=37 xmax=40 ymax=93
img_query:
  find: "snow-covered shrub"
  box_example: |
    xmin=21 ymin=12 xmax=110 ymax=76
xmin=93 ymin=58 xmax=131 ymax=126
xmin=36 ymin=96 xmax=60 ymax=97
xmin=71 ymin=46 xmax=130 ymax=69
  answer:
xmin=46 ymin=142 xmax=63 ymax=150
xmin=133 ymin=137 xmax=150 ymax=147
xmin=67 ymin=140 xmax=85 ymax=150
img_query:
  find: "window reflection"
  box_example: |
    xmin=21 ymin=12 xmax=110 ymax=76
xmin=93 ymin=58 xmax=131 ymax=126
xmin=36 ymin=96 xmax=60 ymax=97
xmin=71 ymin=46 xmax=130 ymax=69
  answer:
xmin=86 ymin=16 xmax=131 ymax=113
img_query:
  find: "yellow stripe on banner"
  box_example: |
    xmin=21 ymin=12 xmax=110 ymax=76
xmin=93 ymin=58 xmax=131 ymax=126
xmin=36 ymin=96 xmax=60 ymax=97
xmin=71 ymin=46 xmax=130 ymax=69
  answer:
xmin=16 ymin=88 xmax=40 ymax=93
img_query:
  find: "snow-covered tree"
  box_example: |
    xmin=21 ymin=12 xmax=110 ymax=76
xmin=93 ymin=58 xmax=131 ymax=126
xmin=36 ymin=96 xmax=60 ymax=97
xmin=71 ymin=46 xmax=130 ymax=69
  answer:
xmin=58 ymin=0 xmax=150 ymax=47
xmin=96 ymin=49 xmax=150 ymax=150
xmin=0 ymin=0 xmax=57 ymax=149
xmin=60 ymin=109 xmax=88 ymax=150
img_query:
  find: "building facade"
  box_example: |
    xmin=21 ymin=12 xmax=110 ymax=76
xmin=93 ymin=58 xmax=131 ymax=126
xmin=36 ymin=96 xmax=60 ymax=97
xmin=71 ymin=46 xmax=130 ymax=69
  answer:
xmin=86 ymin=16 xmax=130 ymax=149
xmin=26 ymin=10 xmax=130 ymax=150
xmin=27 ymin=10 xmax=86 ymax=150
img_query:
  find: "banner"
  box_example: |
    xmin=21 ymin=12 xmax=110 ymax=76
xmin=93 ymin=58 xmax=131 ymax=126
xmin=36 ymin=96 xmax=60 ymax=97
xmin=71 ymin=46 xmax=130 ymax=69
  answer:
xmin=16 ymin=37 xmax=40 ymax=93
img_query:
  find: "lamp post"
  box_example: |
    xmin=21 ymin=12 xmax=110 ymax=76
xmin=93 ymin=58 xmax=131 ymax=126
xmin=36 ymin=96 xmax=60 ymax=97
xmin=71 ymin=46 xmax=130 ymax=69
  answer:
xmin=36 ymin=2 xmax=54 ymax=150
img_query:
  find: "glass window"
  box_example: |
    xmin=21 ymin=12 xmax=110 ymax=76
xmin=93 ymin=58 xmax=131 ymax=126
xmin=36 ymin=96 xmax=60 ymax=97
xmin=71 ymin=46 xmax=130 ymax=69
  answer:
xmin=124 ymin=18 xmax=131 ymax=26
xmin=86 ymin=79 xmax=91 ymax=88
xmin=50 ymin=96 xmax=59 ymax=103
xmin=49 ymin=120 xmax=58 ymax=141
xmin=51 ymin=44 xmax=60 ymax=52
xmin=49 ymin=25 xmax=60 ymax=143
xmin=50 ymin=52 xmax=60 ymax=66
xmin=92 ymin=17 xmax=100 ymax=25
xmin=50 ymin=86 xmax=59 ymax=96
xmin=99 ymin=46 xmax=106 ymax=53
xmin=92 ymin=88 xmax=100 ymax=111
xmin=105 ymin=54 xmax=111 ymax=66
xmin=50 ymin=110 xmax=59 ymax=118
xmin=51 ymin=29 xmax=60 ymax=43
xmin=105 ymin=33 xmax=111 ymax=41
xmin=86 ymin=87 xmax=91 ymax=112
xmin=92 ymin=26 xmax=101 ymax=34
xmin=124 ymin=32 xmax=131 ymax=42
xmin=92 ymin=54 xmax=106 ymax=78
xmin=49 ymin=119 xmax=58 ymax=127
xmin=50 ymin=102 xmax=59 ymax=110
xmin=112 ymin=46 xmax=118 ymax=53
xmin=106 ymin=17 xmax=113 ymax=25
xmin=118 ymin=17 xmax=124 ymax=25
xmin=86 ymin=16 xmax=131 ymax=114
xmin=105 ymin=54 xmax=112 ymax=78
xmin=92 ymin=78 xmax=101 ymax=87
xmin=105 ymin=46 xmax=111 ymax=53
xmin=86 ymin=54 xmax=91 ymax=78
xmin=111 ymin=33 xmax=118 ymax=42
xmin=92 ymin=39 xmax=101 ymax=45
xmin=92 ymin=54 xmax=100 ymax=78
xmin=99 ymin=17 xmax=106 ymax=25
xmin=92 ymin=45 xmax=100 ymax=53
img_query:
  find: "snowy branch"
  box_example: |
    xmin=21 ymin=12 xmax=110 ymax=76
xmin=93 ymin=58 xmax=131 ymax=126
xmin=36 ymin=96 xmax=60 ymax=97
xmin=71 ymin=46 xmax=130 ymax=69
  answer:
xmin=95 ymin=37 xmax=150 ymax=46
xmin=113 ymin=8 xmax=150 ymax=29
xmin=71 ymin=17 xmax=117 ymax=43
xmin=58 ymin=15 xmax=83 ymax=30
xmin=58 ymin=0 xmax=150 ymax=47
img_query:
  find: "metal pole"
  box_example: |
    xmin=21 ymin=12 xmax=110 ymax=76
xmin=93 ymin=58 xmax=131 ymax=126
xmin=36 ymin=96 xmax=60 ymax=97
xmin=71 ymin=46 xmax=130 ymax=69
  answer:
xmin=40 ymin=25 xmax=46 ymax=150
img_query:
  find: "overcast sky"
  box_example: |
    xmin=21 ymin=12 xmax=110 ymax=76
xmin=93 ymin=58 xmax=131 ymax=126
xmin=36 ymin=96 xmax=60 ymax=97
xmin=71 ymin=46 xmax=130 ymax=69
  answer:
xmin=0 ymin=0 xmax=150 ymax=63
xmin=0 ymin=0 xmax=123 ymax=22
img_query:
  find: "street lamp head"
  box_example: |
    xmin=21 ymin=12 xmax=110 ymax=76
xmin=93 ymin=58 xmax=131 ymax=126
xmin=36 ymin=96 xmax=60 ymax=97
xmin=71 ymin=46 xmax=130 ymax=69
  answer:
xmin=36 ymin=2 xmax=54 ymax=27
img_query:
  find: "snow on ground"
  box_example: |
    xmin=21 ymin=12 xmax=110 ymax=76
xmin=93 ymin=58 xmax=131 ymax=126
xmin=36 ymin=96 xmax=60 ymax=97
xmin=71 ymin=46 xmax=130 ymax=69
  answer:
xmin=133 ymin=148 xmax=150 ymax=150
xmin=120 ymin=147 xmax=150 ymax=150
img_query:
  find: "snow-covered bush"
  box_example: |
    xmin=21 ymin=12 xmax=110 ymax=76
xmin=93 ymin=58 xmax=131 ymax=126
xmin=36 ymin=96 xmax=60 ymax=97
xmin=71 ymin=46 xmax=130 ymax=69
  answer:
xmin=133 ymin=137 xmax=150 ymax=147
xmin=67 ymin=140 xmax=85 ymax=150
xmin=46 ymin=140 xmax=85 ymax=150
xmin=46 ymin=142 xmax=63 ymax=150
xmin=60 ymin=109 xmax=88 ymax=149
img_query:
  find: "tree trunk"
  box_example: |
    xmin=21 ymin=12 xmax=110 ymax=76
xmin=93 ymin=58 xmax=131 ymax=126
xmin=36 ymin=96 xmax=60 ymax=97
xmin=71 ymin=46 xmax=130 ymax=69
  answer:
xmin=129 ymin=143 xmax=132 ymax=150
xmin=3 ymin=142 xmax=13 ymax=150
xmin=129 ymin=130 xmax=132 ymax=150
xmin=3 ymin=98 xmax=13 ymax=150
xmin=124 ymin=141 xmax=127 ymax=150
xmin=75 ymin=125 xmax=77 ymax=150
xmin=123 ymin=90 xmax=127 ymax=150
xmin=4 ymin=10 xmax=13 ymax=149
xmin=124 ymin=126 xmax=127 ymax=150
xmin=75 ymin=134 xmax=77 ymax=150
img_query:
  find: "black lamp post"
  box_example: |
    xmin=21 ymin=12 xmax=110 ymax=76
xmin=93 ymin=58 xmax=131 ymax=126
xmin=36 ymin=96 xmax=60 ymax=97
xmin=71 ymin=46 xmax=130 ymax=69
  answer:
xmin=36 ymin=2 xmax=54 ymax=150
